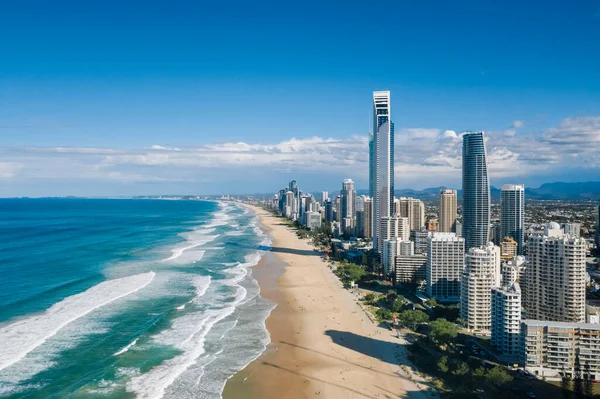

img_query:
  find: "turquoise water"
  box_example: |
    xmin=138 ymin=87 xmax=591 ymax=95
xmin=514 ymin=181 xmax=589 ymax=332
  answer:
xmin=0 ymin=199 xmax=273 ymax=398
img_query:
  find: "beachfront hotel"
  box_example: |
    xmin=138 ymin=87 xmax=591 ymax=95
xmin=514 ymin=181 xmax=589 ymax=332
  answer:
xmin=524 ymin=222 xmax=587 ymax=323
xmin=521 ymin=320 xmax=600 ymax=380
xmin=370 ymin=91 xmax=394 ymax=255
xmin=460 ymin=242 xmax=501 ymax=332
xmin=491 ymin=282 xmax=522 ymax=356
xmin=425 ymin=232 xmax=465 ymax=302
xmin=340 ymin=178 xmax=356 ymax=236
xmin=462 ymin=132 xmax=490 ymax=252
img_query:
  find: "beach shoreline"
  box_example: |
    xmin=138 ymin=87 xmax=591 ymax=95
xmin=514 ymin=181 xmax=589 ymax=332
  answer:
xmin=223 ymin=203 xmax=434 ymax=399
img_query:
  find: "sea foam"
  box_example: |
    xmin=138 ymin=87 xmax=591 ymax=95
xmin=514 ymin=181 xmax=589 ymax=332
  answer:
xmin=0 ymin=272 xmax=156 ymax=373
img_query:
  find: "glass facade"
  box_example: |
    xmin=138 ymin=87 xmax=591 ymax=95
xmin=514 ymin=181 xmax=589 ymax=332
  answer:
xmin=462 ymin=132 xmax=490 ymax=251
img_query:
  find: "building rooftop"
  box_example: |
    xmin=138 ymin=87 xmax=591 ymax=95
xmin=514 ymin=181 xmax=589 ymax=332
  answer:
xmin=523 ymin=319 xmax=600 ymax=329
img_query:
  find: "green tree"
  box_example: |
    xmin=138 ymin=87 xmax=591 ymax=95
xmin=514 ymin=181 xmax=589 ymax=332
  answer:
xmin=584 ymin=362 xmax=593 ymax=398
xmin=400 ymin=310 xmax=429 ymax=329
xmin=376 ymin=308 xmax=393 ymax=322
xmin=391 ymin=297 xmax=405 ymax=312
xmin=473 ymin=367 xmax=487 ymax=379
xmin=437 ymin=355 xmax=449 ymax=373
xmin=425 ymin=298 xmax=437 ymax=307
xmin=574 ymin=353 xmax=583 ymax=399
xmin=452 ymin=361 xmax=470 ymax=376
xmin=428 ymin=318 xmax=458 ymax=346
xmin=364 ymin=293 xmax=376 ymax=304
xmin=386 ymin=290 xmax=398 ymax=304
xmin=334 ymin=263 xmax=367 ymax=286
xmin=485 ymin=366 xmax=513 ymax=389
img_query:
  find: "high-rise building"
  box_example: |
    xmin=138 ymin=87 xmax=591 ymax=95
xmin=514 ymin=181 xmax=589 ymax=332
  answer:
xmin=439 ymin=189 xmax=457 ymax=233
xmin=462 ymin=132 xmax=490 ymax=251
xmin=524 ymin=222 xmax=587 ymax=323
xmin=395 ymin=254 xmax=427 ymax=284
xmin=370 ymin=91 xmax=394 ymax=254
xmin=324 ymin=199 xmax=334 ymax=222
xmin=341 ymin=179 xmax=356 ymax=236
xmin=288 ymin=180 xmax=300 ymax=220
xmin=501 ymin=255 xmax=526 ymax=287
xmin=413 ymin=227 xmax=432 ymax=254
xmin=285 ymin=191 xmax=295 ymax=219
xmin=278 ymin=188 xmax=287 ymax=214
xmin=501 ymin=184 xmax=525 ymax=255
xmin=398 ymin=217 xmax=410 ymax=242
xmin=491 ymin=282 xmax=522 ymax=356
xmin=398 ymin=197 xmax=425 ymax=231
xmin=489 ymin=221 xmax=502 ymax=246
xmin=335 ymin=195 xmax=341 ymax=223
xmin=355 ymin=195 xmax=365 ymax=212
xmin=426 ymin=232 xmax=465 ymax=302
xmin=460 ymin=242 xmax=501 ymax=331
xmin=383 ymin=238 xmax=400 ymax=275
xmin=358 ymin=197 xmax=373 ymax=239
xmin=521 ymin=320 xmax=600 ymax=380
xmin=321 ymin=191 xmax=329 ymax=204
xmin=305 ymin=211 xmax=322 ymax=230
xmin=500 ymin=237 xmax=518 ymax=260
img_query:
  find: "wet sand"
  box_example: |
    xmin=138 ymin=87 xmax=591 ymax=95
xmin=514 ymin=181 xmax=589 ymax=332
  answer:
xmin=223 ymin=204 xmax=434 ymax=399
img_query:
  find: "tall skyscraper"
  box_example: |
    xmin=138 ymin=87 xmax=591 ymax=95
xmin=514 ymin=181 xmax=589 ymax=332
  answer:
xmin=341 ymin=178 xmax=356 ymax=235
xmin=500 ymin=184 xmax=525 ymax=255
xmin=426 ymin=232 xmax=465 ymax=302
xmin=439 ymin=189 xmax=457 ymax=233
xmin=370 ymin=91 xmax=394 ymax=254
xmin=324 ymin=199 xmax=334 ymax=222
xmin=460 ymin=243 xmax=501 ymax=331
xmin=321 ymin=191 xmax=329 ymax=204
xmin=462 ymin=131 xmax=490 ymax=251
xmin=524 ymin=222 xmax=587 ymax=323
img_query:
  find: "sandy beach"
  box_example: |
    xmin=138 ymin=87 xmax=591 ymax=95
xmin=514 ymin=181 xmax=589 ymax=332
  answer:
xmin=223 ymin=204 xmax=435 ymax=399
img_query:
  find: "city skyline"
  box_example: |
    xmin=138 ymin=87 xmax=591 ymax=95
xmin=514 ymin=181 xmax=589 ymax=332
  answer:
xmin=1 ymin=2 xmax=599 ymax=196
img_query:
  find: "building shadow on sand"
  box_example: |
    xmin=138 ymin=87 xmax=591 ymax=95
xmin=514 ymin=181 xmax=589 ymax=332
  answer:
xmin=269 ymin=246 xmax=321 ymax=257
xmin=325 ymin=330 xmax=403 ymax=367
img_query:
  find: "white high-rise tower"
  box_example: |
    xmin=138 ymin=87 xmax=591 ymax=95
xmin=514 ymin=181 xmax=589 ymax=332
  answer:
xmin=370 ymin=91 xmax=394 ymax=255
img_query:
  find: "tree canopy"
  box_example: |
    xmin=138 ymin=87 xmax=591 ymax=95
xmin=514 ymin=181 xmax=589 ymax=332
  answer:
xmin=400 ymin=310 xmax=429 ymax=328
xmin=428 ymin=318 xmax=458 ymax=345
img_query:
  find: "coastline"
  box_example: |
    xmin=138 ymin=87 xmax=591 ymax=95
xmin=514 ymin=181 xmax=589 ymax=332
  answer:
xmin=223 ymin=203 xmax=434 ymax=399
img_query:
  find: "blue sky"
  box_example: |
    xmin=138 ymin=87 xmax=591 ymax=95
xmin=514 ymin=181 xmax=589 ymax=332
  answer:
xmin=0 ymin=0 xmax=599 ymax=196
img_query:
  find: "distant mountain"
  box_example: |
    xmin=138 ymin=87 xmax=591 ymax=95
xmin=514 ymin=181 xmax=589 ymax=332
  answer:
xmin=525 ymin=181 xmax=600 ymax=200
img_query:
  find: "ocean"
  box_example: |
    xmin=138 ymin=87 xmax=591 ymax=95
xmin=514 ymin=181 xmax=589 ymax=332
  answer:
xmin=0 ymin=198 xmax=274 ymax=399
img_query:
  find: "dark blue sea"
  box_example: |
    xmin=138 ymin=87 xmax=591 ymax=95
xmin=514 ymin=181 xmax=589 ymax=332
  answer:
xmin=0 ymin=199 xmax=273 ymax=398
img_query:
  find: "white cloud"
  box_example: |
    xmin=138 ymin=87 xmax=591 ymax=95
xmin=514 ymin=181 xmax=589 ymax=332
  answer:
xmin=543 ymin=117 xmax=600 ymax=145
xmin=150 ymin=145 xmax=180 ymax=151
xmin=0 ymin=162 xmax=22 ymax=179
xmin=511 ymin=120 xmax=524 ymax=128
xmin=0 ymin=116 xmax=599 ymax=191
